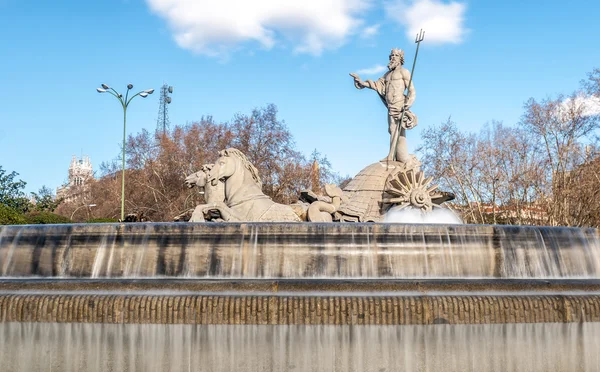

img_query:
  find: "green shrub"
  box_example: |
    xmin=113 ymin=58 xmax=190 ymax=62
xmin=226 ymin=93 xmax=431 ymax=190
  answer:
xmin=86 ymin=218 xmax=119 ymax=223
xmin=0 ymin=204 xmax=27 ymax=225
xmin=25 ymin=211 xmax=71 ymax=224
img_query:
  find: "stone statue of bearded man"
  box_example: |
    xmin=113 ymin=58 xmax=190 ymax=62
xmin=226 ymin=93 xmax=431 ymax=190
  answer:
xmin=350 ymin=48 xmax=417 ymax=163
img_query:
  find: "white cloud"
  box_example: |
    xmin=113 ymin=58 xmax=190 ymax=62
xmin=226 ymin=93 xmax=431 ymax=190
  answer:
xmin=580 ymin=96 xmax=600 ymax=116
xmin=356 ymin=64 xmax=387 ymax=75
xmin=385 ymin=0 xmax=467 ymax=45
xmin=360 ymin=24 xmax=380 ymax=38
xmin=561 ymin=95 xmax=600 ymax=118
xmin=146 ymin=0 xmax=372 ymax=57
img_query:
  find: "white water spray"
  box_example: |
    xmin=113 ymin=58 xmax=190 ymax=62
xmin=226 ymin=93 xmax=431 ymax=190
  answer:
xmin=384 ymin=206 xmax=462 ymax=224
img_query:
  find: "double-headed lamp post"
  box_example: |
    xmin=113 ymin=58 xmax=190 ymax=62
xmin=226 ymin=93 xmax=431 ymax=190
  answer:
xmin=96 ymin=84 xmax=154 ymax=221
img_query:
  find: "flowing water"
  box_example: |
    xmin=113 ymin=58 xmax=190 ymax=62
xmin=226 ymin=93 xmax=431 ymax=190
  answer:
xmin=2 ymin=223 xmax=600 ymax=371
xmin=0 ymin=223 xmax=599 ymax=279
xmin=1 ymin=322 xmax=598 ymax=372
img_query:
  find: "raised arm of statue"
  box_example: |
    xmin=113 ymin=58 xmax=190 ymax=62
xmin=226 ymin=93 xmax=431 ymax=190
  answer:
xmin=350 ymin=73 xmax=367 ymax=89
xmin=350 ymin=73 xmax=386 ymax=96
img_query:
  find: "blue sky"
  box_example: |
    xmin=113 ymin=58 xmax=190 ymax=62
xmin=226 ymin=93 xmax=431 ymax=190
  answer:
xmin=1 ymin=0 xmax=599 ymax=194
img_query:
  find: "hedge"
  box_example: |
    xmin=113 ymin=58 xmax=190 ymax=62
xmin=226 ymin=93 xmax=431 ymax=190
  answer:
xmin=0 ymin=204 xmax=27 ymax=225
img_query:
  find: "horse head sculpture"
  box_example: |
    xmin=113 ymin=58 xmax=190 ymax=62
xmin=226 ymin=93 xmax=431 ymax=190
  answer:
xmin=184 ymin=164 xmax=212 ymax=189
xmin=216 ymin=148 xmax=262 ymax=185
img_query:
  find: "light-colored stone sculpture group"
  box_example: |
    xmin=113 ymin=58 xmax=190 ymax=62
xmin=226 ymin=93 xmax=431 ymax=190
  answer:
xmin=184 ymin=149 xmax=301 ymax=222
xmin=183 ymin=148 xmax=451 ymax=223
xmin=182 ymin=148 xmax=347 ymax=222
xmin=181 ymin=47 xmax=453 ymax=223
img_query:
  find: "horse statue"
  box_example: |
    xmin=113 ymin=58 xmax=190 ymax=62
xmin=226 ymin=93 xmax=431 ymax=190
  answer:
xmin=191 ymin=148 xmax=301 ymax=222
xmin=173 ymin=164 xmax=226 ymax=222
xmin=184 ymin=164 xmax=224 ymax=204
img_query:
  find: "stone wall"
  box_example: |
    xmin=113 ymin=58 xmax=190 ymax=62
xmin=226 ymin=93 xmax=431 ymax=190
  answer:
xmin=2 ymin=294 xmax=600 ymax=325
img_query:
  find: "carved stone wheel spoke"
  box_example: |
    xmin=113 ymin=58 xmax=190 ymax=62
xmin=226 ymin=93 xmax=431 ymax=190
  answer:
xmin=384 ymin=169 xmax=439 ymax=212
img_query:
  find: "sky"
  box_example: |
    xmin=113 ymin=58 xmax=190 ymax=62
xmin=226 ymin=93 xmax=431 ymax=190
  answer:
xmin=1 ymin=0 xmax=599 ymax=194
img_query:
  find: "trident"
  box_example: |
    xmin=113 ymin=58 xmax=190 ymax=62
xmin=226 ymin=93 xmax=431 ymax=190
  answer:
xmin=388 ymin=29 xmax=425 ymax=162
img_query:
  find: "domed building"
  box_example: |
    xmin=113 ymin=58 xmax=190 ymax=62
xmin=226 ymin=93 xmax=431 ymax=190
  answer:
xmin=56 ymin=155 xmax=94 ymax=203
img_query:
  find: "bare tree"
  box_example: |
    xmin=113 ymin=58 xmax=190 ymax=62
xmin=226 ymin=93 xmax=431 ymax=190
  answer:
xmin=520 ymin=90 xmax=599 ymax=226
xmin=582 ymin=68 xmax=600 ymax=96
xmin=59 ymin=105 xmax=341 ymax=222
xmin=418 ymin=118 xmax=488 ymax=223
xmin=419 ymin=69 xmax=600 ymax=226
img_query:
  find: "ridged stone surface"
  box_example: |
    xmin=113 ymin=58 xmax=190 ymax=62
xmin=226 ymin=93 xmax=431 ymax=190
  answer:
xmin=2 ymin=294 xmax=600 ymax=325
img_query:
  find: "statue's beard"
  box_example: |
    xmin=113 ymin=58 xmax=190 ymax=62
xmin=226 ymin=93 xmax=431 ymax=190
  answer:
xmin=388 ymin=60 xmax=401 ymax=71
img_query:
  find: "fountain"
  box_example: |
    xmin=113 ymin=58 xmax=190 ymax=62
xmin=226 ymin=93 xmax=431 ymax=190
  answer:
xmin=2 ymin=45 xmax=600 ymax=371
xmin=1 ymin=222 xmax=600 ymax=371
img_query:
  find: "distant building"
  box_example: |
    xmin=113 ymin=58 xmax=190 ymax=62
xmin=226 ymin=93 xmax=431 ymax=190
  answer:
xmin=56 ymin=155 xmax=94 ymax=203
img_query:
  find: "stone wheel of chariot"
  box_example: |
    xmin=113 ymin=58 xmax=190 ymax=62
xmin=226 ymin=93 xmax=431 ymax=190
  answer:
xmin=384 ymin=169 xmax=438 ymax=212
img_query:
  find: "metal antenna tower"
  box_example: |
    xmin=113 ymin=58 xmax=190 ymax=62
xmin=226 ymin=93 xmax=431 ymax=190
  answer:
xmin=156 ymin=84 xmax=174 ymax=136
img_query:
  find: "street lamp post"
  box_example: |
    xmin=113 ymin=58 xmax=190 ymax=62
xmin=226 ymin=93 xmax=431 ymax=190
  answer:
xmin=96 ymin=84 xmax=154 ymax=221
xmin=71 ymin=204 xmax=97 ymax=221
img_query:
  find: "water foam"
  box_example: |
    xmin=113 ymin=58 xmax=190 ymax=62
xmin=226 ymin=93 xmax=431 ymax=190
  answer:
xmin=384 ymin=206 xmax=463 ymax=224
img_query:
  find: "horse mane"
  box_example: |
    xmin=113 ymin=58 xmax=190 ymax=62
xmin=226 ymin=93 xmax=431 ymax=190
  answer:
xmin=219 ymin=148 xmax=263 ymax=188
